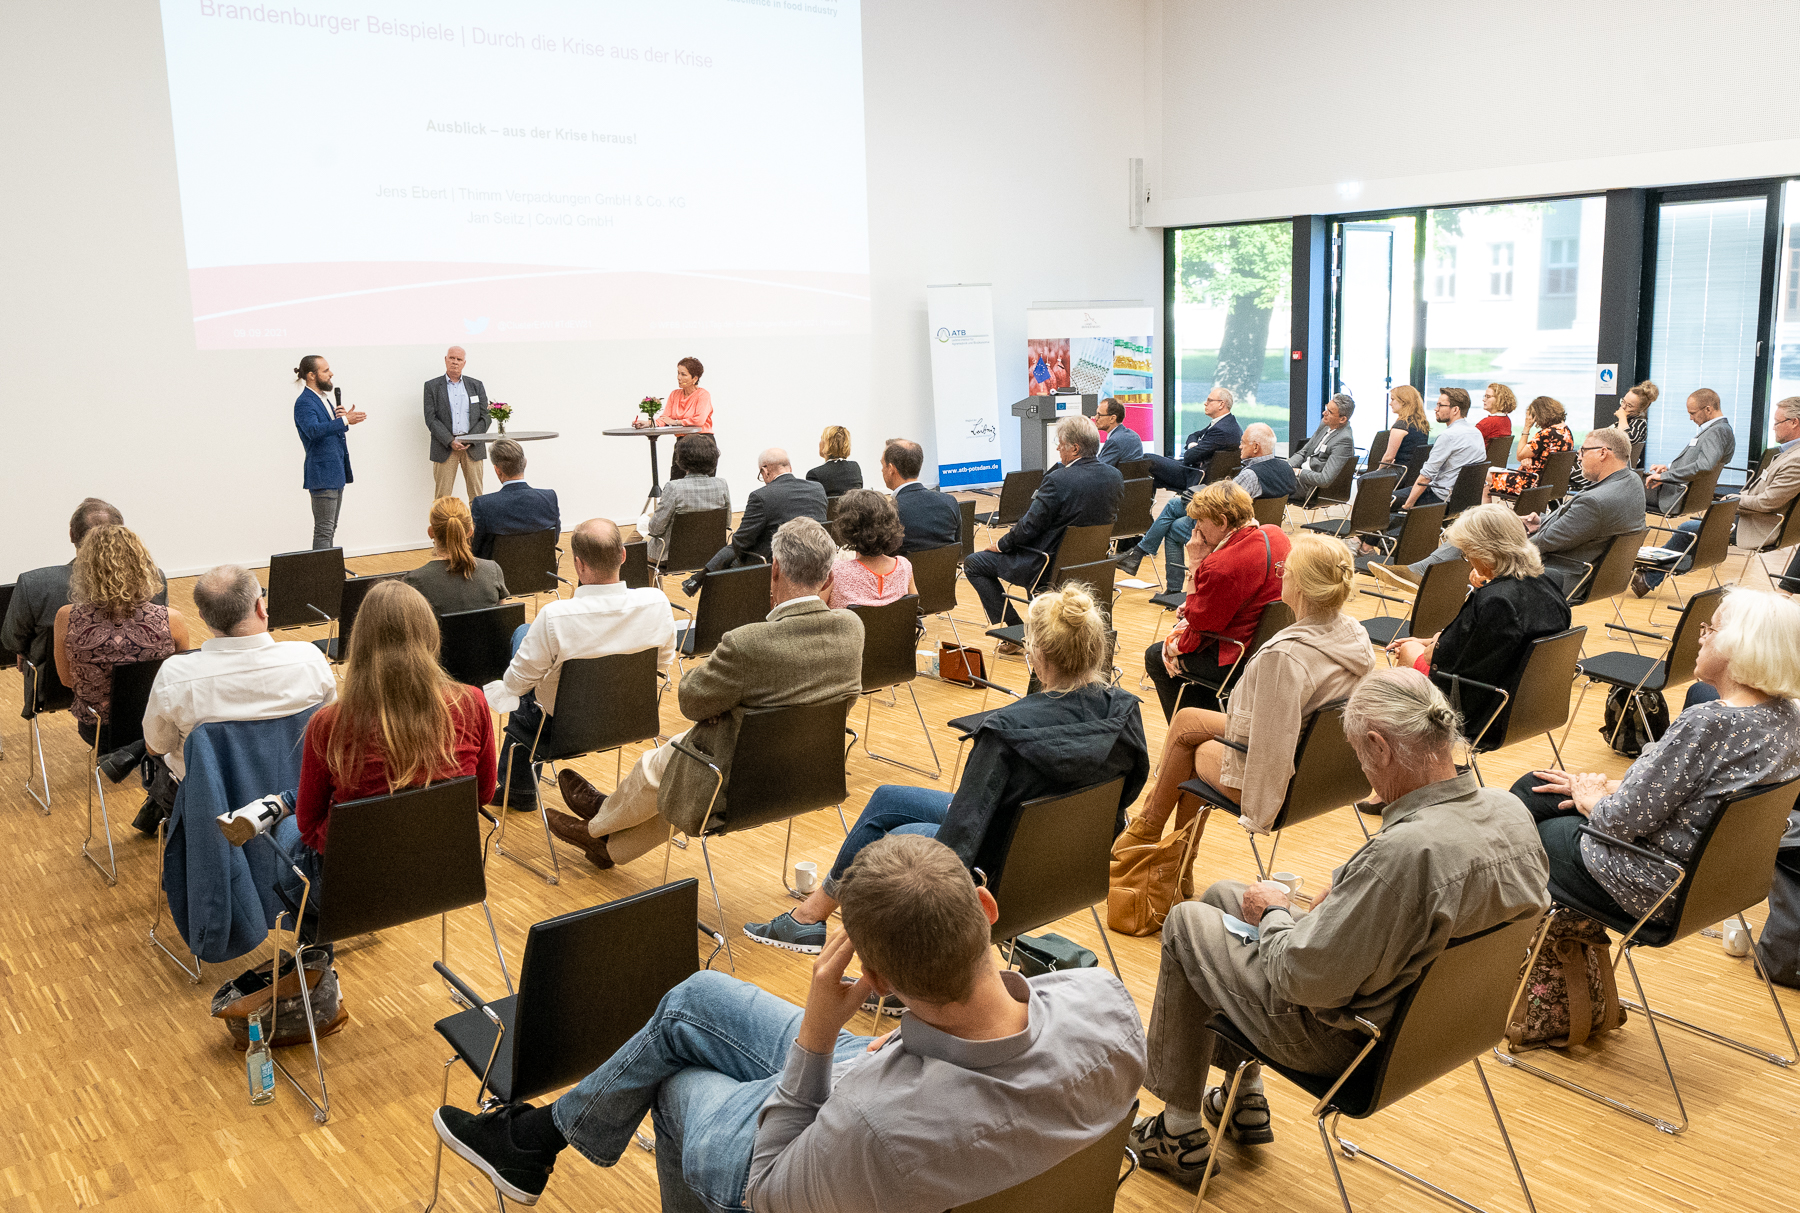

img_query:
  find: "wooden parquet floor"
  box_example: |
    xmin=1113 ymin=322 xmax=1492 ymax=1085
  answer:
xmin=3 ymin=504 xmax=1797 ymax=1213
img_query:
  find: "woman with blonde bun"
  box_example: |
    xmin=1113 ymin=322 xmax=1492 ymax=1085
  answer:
xmin=402 ymin=497 xmax=509 ymax=615
xmin=745 ymin=580 xmax=1149 ymax=954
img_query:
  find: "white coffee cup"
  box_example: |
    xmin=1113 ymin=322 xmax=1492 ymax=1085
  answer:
xmin=1722 ymin=919 xmax=1753 ymax=957
xmin=794 ymin=861 xmax=819 ymax=895
xmin=1270 ymin=871 xmax=1303 ymax=896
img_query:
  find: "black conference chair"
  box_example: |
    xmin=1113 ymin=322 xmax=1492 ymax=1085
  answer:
xmin=1110 ymin=477 xmax=1156 ymax=550
xmin=1561 ymin=585 xmax=1723 ymax=754
xmin=1508 ymin=483 xmax=1554 ymax=518
xmin=498 ymin=649 xmax=664 ymax=886
xmin=1536 ymin=446 xmax=1578 ymax=501
xmin=1432 ymin=625 xmax=1587 ymax=783
xmin=1117 ymin=458 xmax=1150 ymax=481
xmin=1303 ymin=470 xmax=1399 ymax=544
xmin=1437 ymin=461 xmax=1490 ymax=523
xmin=424 ymin=880 xmax=701 ymax=1212
xmin=974 ymin=469 xmax=1044 ymax=534
xmin=489 ymin=528 xmax=562 ymax=601
xmin=959 ymin=497 xmax=978 ymax=560
xmin=653 ymin=507 xmax=731 ymax=581
xmin=850 ymin=595 xmax=939 ymax=778
xmin=1495 ymin=778 xmax=1800 ymax=1134
xmin=266 ymin=547 xmax=346 ymax=652
xmin=1638 ymin=498 xmax=1737 ymax=605
xmin=1362 ymin=429 xmax=1397 ymax=473
xmin=621 ymin=538 xmax=653 ymax=589
xmin=1352 ymin=500 xmax=1444 ymax=576
xmin=1564 ymin=528 xmax=1647 ymax=612
xmin=1203 ymin=449 xmax=1242 ymax=485
xmin=910 ymin=543 xmax=969 ymax=646
xmin=674 ymin=562 xmax=772 ymax=674
xmin=1484 ymin=433 xmax=1514 ymax=468
xmin=326 ymin=571 xmax=404 ymax=661
xmin=272 ymin=775 xmax=511 ymax=1124
xmin=1251 ymin=494 xmax=1289 ymax=528
xmin=983 ymin=523 xmax=1115 ymax=656
xmin=1648 ymin=461 xmax=1724 ymax=524
xmin=1360 ymin=556 xmax=1469 ymax=649
xmin=1297 ymin=449 xmax=1359 ymax=515
xmin=664 ymin=697 xmax=857 ymax=968
xmin=78 ymin=657 xmax=168 ymax=886
xmin=1737 ymin=495 xmax=1800 ymax=585
xmin=949 ymin=1104 xmax=1138 ymax=1213
xmin=1197 ymin=915 xmax=1546 ymax=1213
xmin=988 ymin=778 xmax=1126 ymax=981
xmin=0 ymin=582 xmax=11 ymax=763
xmin=1179 ymin=700 xmax=1372 ymax=878
xmin=20 ymin=654 xmax=75 ymax=815
xmin=438 ymin=602 xmax=527 ymax=687
xmin=1169 ymin=599 xmax=1296 ymax=717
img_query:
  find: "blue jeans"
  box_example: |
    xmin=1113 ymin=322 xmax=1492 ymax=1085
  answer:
xmin=550 ymin=971 xmax=875 ymax=1213
xmin=1133 ymin=497 xmax=1194 ymax=594
xmin=496 ymin=622 xmax=544 ymax=804
xmin=820 ymin=784 xmax=951 ymax=898
xmin=1640 ymin=518 xmax=1702 ymax=589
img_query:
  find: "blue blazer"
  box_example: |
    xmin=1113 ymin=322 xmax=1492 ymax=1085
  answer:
xmin=294 ymin=388 xmax=352 ymax=491
xmin=471 ymin=480 xmax=562 ymax=559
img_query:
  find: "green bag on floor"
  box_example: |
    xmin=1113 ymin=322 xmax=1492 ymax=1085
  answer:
xmin=1004 ymin=933 xmax=1098 ymax=977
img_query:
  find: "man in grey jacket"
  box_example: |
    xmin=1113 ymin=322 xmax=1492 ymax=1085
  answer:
xmin=423 ymin=345 xmax=492 ymax=501
xmin=1132 ymin=669 xmax=1548 ymax=1182
xmin=432 ymin=833 xmax=1147 ymax=1210
xmin=1289 ymin=394 xmax=1357 ymax=495
xmin=1646 ymin=387 xmax=1733 ymax=514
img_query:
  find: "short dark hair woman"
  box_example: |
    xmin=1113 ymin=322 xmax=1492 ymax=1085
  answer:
xmin=826 ymin=489 xmax=916 ymax=609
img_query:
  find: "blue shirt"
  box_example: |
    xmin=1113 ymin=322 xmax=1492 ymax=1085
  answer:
xmin=446 ymin=376 xmax=470 ymax=434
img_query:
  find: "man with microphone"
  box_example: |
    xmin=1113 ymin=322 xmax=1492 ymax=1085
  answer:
xmin=293 ymin=355 xmax=366 ymax=549
xmin=425 ymin=345 xmax=491 ymax=501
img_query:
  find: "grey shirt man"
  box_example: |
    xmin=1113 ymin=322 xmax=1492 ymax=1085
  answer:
xmin=1648 ymin=414 xmax=1734 ymax=513
xmin=1289 ymin=422 xmax=1357 ymax=492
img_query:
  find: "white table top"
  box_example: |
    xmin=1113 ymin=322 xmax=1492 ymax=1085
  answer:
xmin=452 ymin=430 xmax=559 ymax=443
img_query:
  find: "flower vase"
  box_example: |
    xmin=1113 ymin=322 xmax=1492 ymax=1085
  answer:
xmin=497 ymin=419 xmax=507 ymax=434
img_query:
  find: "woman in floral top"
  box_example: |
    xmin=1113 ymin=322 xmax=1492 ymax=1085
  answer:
xmin=1486 ymin=395 xmax=1574 ymax=499
xmin=1510 ymin=589 xmax=1800 ymax=926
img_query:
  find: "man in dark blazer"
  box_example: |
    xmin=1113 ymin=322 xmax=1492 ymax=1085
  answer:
xmin=1147 ymin=386 xmax=1240 ymax=493
xmin=2 ymin=497 xmax=167 ymax=671
xmin=687 ymin=447 xmax=827 ymax=592
xmin=425 ymin=345 xmax=492 ymax=502
xmin=1095 ymin=397 xmax=1145 ymax=468
xmin=881 ymin=438 xmax=962 ymax=553
xmin=293 ymin=355 xmax=363 ymax=549
xmin=470 ymin=439 xmax=561 ymax=559
xmin=964 ymin=416 xmax=1124 ymax=637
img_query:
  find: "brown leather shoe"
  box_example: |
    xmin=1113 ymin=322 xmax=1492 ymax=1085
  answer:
xmin=545 ymin=809 xmax=613 ymax=869
xmin=557 ymin=769 xmax=606 ymax=821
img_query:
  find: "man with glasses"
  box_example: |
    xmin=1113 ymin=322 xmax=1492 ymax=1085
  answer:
xmin=1394 ymin=388 xmax=1486 ymax=513
xmin=1638 ymin=396 xmax=1800 ymax=594
xmin=1645 ymin=388 xmax=1734 ymax=515
xmin=1148 ymin=387 xmax=1240 ymax=494
xmin=1095 ymin=396 xmax=1145 ymax=467
xmin=686 ymin=446 xmax=827 ymax=595
xmin=1289 ymin=394 xmax=1357 ymax=494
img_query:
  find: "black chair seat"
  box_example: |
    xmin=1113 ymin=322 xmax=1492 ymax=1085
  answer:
xmin=1302 ymin=518 xmax=1356 ymax=538
xmin=1548 ymin=882 xmax=1677 ymax=948
xmin=1577 ymin=651 xmax=1667 ymax=692
xmin=1205 ymin=1013 xmax=1381 ymax=1117
xmin=985 ymin=624 xmax=1024 ymax=645
xmin=1150 ymin=591 xmax=1185 ymax=610
xmin=948 ymin=709 xmax=1001 ymax=738
xmin=1361 ymin=617 xmax=1411 ymax=647
xmin=1176 ymin=777 xmax=1235 ymax=809
xmin=437 ymin=994 xmax=521 ymax=1101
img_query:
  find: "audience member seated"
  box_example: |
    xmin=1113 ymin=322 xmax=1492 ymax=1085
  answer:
xmin=1374 ymin=384 xmax=1431 ymax=470
xmin=1143 ymin=482 xmax=1288 ymax=722
xmin=1387 ymin=387 xmax=1485 ymax=517
xmin=804 ymin=425 xmax=864 ymax=495
xmin=882 ymin=437 xmax=961 ymax=553
xmin=1096 ymin=396 xmax=1144 ymax=467
xmin=690 ymin=447 xmax=828 ymax=592
xmin=744 ymin=580 xmax=1148 ymax=953
xmin=432 ymin=834 xmax=1147 ymax=1210
xmin=1477 ymin=382 xmax=1516 ymax=443
xmin=1288 ymin=394 xmax=1357 ymax=495
xmin=965 ymin=415 xmax=1123 ymax=647
xmin=1114 ymin=488 xmax=1196 ymax=594
xmin=486 ymin=519 xmax=676 ymax=814
xmin=826 ymin=489 xmax=917 ymax=609
xmin=1571 ymin=380 xmax=1657 ymax=491
xmin=3 ymin=497 xmax=167 ymax=673
xmin=550 ymin=519 xmax=860 ymax=869
xmin=641 ymin=433 xmax=729 ymax=563
xmin=1641 ymin=394 xmax=1800 ymax=592
xmin=470 ymin=439 xmax=561 ymax=560
xmin=1645 ymin=387 xmax=1734 ymax=514
xmin=54 ymin=524 xmax=190 ymax=751
xmin=1119 ymin=535 xmax=1370 ymax=865
xmin=1486 ymin=395 xmax=1573 ymax=499
xmin=403 ymin=497 xmax=509 ymax=614
xmin=1131 ymin=669 xmax=1549 ymax=1182
xmin=1148 ymin=386 xmax=1241 ymax=494
xmin=1512 ymin=588 xmax=1800 ymax=929
xmin=1231 ymin=423 xmax=1296 ymax=500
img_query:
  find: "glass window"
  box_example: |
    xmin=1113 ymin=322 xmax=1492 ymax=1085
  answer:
xmin=1332 ymin=215 xmax=1418 ymax=455
xmin=1769 ymin=183 xmax=1800 ymax=432
xmin=1488 ymin=242 xmax=1515 ymax=298
xmin=1432 ymin=247 xmax=1456 ymax=300
xmin=1171 ymin=221 xmax=1293 ymax=445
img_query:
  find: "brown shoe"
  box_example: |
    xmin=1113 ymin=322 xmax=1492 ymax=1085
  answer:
xmin=557 ymin=769 xmax=606 ymax=821
xmin=545 ymin=810 xmax=613 ymax=869
xmin=995 ymin=639 xmax=1025 ymax=656
xmin=1630 ymin=571 xmax=1652 ymax=598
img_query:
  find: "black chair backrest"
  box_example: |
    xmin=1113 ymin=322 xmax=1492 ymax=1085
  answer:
xmin=1111 ymin=478 xmax=1156 ymax=540
xmin=438 ymin=602 xmax=527 ymax=686
xmin=1510 ymin=484 xmax=1554 ymax=518
xmin=100 ymin=657 xmax=169 ymax=752
xmin=621 ymin=540 xmax=652 ymax=589
xmin=1410 ymin=557 xmax=1471 ymax=640
xmin=1578 ymin=529 xmax=1648 ymax=604
xmin=851 ymin=596 xmax=921 ymax=692
xmin=1440 ymin=461 xmax=1490 ymax=521
xmin=0 ymin=583 xmax=14 ymax=665
xmin=959 ymin=498 xmax=978 ymax=558
xmin=910 ymin=544 xmax=963 ymax=616
xmin=1042 ymin=523 xmax=1116 ymax=591
xmin=1666 ymin=778 xmax=1800 ymax=944
xmin=995 ymin=470 xmax=1044 ymax=525
xmin=338 ymin=572 xmax=405 ymax=658
xmin=1389 ymin=501 xmax=1448 ymax=566
xmin=537 ymin=649 xmax=663 ymax=760
xmin=1204 ymin=449 xmax=1242 ymax=484
xmin=1365 ymin=429 xmax=1396 ymax=472
xmin=1271 ymin=702 xmax=1371 ymax=832
xmin=1057 ymin=559 xmax=1117 ymax=607
xmin=505 ymin=880 xmax=700 ymax=1103
xmin=1305 ymin=449 xmax=1358 ymax=508
xmin=1686 ymin=499 xmax=1739 ymax=573
xmin=489 ymin=529 xmax=561 ymax=597
xmin=1662 ymin=584 xmax=1727 ymax=687
xmin=1484 ymin=434 xmax=1514 ymax=468
xmin=1669 ymin=461 xmax=1725 ymax=517
xmin=1536 ymin=447 xmax=1578 ymax=498
xmin=690 ymin=563 xmax=773 ymax=657
xmin=1117 ymin=458 xmax=1150 ymax=481
xmin=989 ymin=778 xmax=1125 ymax=943
xmin=950 ymin=1104 xmax=1139 ymax=1213
xmin=1756 ymin=447 xmax=1779 ymax=479
xmin=1473 ymin=625 xmax=1587 ymax=750
xmin=1252 ymin=495 xmax=1289 ymax=527
xmin=315 ymin=776 xmax=487 ymax=944
xmin=1400 ymin=441 xmax=1432 ymax=487
xmin=22 ymin=655 xmax=74 ymax=718
xmin=1240 ymin=599 xmax=1297 ymax=666
xmin=661 ymin=507 xmax=732 ymax=575
xmin=266 ymin=548 xmax=345 ymax=630
xmin=708 ymin=697 xmax=854 ymax=834
xmin=1346 ymin=470 xmax=1401 ymax=534
xmin=1764 ymin=496 xmax=1800 ymax=553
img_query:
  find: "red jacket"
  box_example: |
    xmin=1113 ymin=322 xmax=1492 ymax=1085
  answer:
xmin=1172 ymin=524 xmax=1289 ymax=662
xmin=1476 ymin=414 xmax=1512 ymax=441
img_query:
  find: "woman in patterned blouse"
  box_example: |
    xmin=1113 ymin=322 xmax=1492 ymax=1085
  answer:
xmin=1486 ymin=395 xmax=1574 ymax=500
xmin=1510 ymin=589 xmax=1800 ymax=926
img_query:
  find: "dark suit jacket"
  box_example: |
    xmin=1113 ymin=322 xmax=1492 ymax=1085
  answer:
xmin=893 ymin=481 xmax=962 ymax=553
xmin=470 ymin=481 xmax=561 ymax=559
xmin=993 ymin=456 xmax=1124 ymax=581
xmin=294 ymin=388 xmax=351 ymax=490
xmin=715 ymin=473 xmax=828 ymax=567
xmin=424 ymin=375 xmax=491 ymax=463
xmin=1098 ymin=425 xmax=1144 ymax=467
xmin=1533 ymin=467 xmax=1646 ymax=593
xmin=2 ymin=561 xmax=168 ymax=669
xmin=805 ymin=459 xmax=863 ymax=496
xmin=1183 ymin=414 xmax=1242 ymax=470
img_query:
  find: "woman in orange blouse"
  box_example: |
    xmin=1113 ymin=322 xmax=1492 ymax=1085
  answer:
xmin=636 ymin=356 xmax=713 ymax=432
xmin=1486 ymin=395 xmax=1574 ymax=499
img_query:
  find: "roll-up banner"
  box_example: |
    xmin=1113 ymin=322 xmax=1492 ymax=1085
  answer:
xmin=926 ymin=283 xmax=1004 ymax=488
xmin=1024 ymin=305 xmax=1156 ymax=444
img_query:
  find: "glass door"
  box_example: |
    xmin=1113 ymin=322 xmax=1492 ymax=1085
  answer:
xmin=1333 ymin=216 xmax=1419 ymax=456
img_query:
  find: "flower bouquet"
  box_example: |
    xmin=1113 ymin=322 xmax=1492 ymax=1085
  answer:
xmin=487 ymin=403 xmax=512 ymax=434
xmin=638 ymin=395 xmax=663 ymax=425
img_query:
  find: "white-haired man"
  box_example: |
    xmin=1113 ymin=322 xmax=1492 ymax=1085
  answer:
xmin=1231 ymin=423 xmax=1296 ymax=501
xmin=1148 ymin=387 xmax=1241 ymax=494
xmin=425 ymin=345 xmax=492 ymax=501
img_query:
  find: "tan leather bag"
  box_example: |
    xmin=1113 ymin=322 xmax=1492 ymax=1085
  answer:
xmin=1107 ymin=797 xmax=1209 ymax=936
xmin=938 ymin=641 xmax=985 ymax=687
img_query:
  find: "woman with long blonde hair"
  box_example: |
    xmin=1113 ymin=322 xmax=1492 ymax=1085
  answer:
xmin=54 ymin=524 xmax=190 ymax=743
xmin=1376 ymin=384 xmax=1432 ymax=469
xmin=402 ymin=496 xmax=509 ymax=614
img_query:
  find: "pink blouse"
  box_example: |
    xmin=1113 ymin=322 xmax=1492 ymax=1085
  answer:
xmin=663 ymin=387 xmax=713 ymax=432
xmin=828 ymin=554 xmax=914 ymax=610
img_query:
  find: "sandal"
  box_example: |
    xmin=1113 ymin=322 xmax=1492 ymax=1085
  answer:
xmin=1203 ymin=1085 xmax=1274 ymax=1145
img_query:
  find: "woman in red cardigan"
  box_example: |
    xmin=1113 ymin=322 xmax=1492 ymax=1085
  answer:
xmin=1143 ymin=480 xmax=1289 ymax=721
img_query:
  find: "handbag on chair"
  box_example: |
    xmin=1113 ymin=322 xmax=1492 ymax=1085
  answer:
xmin=1106 ymin=798 xmax=1209 ymax=937
xmin=1505 ymin=912 xmax=1626 ymax=1050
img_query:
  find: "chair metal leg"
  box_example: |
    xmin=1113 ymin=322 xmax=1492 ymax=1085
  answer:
xmin=423 ymin=1055 xmax=456 ymax=1213
xmin=82 ymin=739 xmax=118 ymax=887
xmin=698 ymin=836 xmax=735 ymax=972
xmin=25 ymin=714 xmax=52 ymax=814
xmin=1620 ymin=911 xmax=1798 ymax=1067
xmin=479 ymin=900 xmax=515 ymax=997
xmin=1191 ymin=1058 xmax=1248 ymax=1212
xmin=269 ymin=875 xmax=332 ymax=1124
xmin=149 ymin=816 xmax=200 ymax=982
xmin=1089 ymin=905 xmax=1122 ymax=982
xmin=863 ymin=683 xmax=942 ymax=779
xmin=1247 ymin=831 xmax=1278 ymax=881
xmin=493 ymin=737 xmax=561 ymax=886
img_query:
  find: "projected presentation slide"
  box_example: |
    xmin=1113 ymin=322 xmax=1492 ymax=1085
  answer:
xmin=159 ymin=0 xmax=869 ymax=349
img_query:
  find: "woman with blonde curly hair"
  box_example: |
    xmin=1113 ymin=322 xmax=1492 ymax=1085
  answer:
xmin=1485 ymin=396 xmax=1573 ymax=500
xmin=1477 ymin=382 xmax=1516 ymax=443
xmin=743 ymin=580 xmax=1149 ymax=954
xmin=402 ymin=496 xmax=509 ymax=615
xmin=54 ymin=524 xmax=190 ymax=744
xmin=1376 ymin=384 xmax=1432 ymax=469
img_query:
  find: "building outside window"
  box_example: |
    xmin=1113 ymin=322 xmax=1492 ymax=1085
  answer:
xmin=1489 ymin=242 xmax=1515 ymax=298
xmin=1433 ymin=246 xmax=1456 ymax=300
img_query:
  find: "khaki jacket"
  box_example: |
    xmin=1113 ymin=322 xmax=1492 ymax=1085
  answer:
xmin=1735 ymin=443 xmax=1800 ymax=550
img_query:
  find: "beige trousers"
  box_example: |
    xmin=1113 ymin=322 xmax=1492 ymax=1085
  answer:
xmin=585 ymin=732 xmax=685 ymax=864
xmin=432 ymin=449 xmax=486 ymax=500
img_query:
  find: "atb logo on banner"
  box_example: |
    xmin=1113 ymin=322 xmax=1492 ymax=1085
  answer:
xmin=926 ymin=284 xmax=1003 ymax=488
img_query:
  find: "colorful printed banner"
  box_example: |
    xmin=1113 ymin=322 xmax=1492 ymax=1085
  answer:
xmin=1024 ymin=306 xmax=1156 ymax=443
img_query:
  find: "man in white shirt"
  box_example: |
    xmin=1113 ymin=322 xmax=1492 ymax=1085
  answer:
xmin=485 ymin=518 xmax=676 ymax=812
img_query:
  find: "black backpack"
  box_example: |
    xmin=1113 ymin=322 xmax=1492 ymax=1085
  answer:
xmin=1601 ymin=686 xmax=1669 ymax=757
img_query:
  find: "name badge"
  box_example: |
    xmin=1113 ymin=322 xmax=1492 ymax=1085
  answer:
xmin=471 ymin=395 xmax=481 ymax=404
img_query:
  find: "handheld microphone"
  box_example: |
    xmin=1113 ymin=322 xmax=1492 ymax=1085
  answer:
xmin=333 ymin=387 xmax=342 ymax=411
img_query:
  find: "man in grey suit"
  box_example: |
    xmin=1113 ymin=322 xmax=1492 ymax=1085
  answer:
xmin=1290 ymin=394 xmax=1357 ymax=495
xmin=686 ymin=447 xmax=827 ymax=594
xmin=1645 ymin=387 xmax=1733 ymax=514
xmin=2 ymin=497 xmax=166 ymax=671
xmin=550 ymin=518 xmax=863 ymax=868
xmin=1096 ymin=397 xmax=1144 ymax=467
xmin=424 ymin=345 xmax=492 ymax=501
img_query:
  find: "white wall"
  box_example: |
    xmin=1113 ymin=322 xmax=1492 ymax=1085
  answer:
xmin=2 ymin=0 xmax=1159 ymax=577
xmin=1148 ymin=0 xmax=1800 ymax=227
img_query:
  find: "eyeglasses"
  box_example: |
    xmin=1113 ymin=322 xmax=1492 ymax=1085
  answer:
xmin=1699 ymin=621 xmax=1716 ymax=642
xmin=1579 ymin=445 xmax=1605 ymax=454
